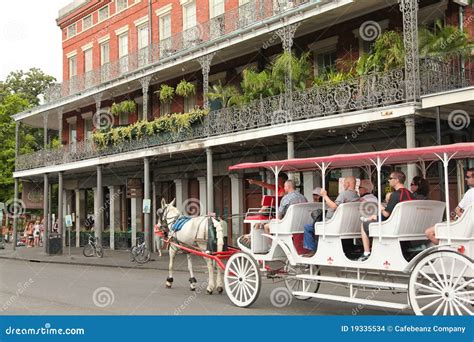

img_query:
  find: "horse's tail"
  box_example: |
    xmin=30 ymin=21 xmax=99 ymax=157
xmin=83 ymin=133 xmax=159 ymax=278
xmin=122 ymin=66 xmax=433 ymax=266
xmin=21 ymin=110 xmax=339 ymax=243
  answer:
xmin=210 ymin=217 xmax=224 ymax=253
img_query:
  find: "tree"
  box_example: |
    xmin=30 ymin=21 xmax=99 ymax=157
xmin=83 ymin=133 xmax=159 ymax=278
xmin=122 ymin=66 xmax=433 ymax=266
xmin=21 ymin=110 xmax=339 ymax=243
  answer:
xmin=4 ymin=68 xmax=56 ymax=105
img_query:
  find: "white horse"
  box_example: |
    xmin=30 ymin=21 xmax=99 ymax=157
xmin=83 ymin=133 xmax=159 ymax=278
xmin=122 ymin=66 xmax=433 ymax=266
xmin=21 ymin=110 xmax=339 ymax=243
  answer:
xmin=158 ymin=198 xmax=224 ymax=294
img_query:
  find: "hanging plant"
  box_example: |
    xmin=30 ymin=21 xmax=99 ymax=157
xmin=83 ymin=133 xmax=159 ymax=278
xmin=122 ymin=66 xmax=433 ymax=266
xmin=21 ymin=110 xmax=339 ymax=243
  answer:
xmin=176 ymin=79 xmax=196 ymax=98
xmin=158 ymin=84 xmax=175 ymax=103
xmin=110 ymin=100 xmax=137 ymax=116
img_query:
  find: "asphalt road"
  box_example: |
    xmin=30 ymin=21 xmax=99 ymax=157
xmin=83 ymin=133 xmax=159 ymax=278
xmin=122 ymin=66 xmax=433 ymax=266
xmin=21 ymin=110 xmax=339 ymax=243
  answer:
xmin=0 ymin=259 xmax=409 ymax=316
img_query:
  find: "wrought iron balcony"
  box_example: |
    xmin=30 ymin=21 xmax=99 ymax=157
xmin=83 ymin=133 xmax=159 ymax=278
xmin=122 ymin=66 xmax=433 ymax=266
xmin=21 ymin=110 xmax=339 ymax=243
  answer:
xmin=17 ymin=68 xmax=405 ymax=171
xmin=43 ymin=0 xmax=313 ymax=104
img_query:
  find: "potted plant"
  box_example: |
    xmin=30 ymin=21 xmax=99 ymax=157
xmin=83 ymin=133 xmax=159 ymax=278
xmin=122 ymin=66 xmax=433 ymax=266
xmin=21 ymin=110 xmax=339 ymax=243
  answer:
xmin=176 ymin=79 xmax=196 ymax=98
xmin=158 ymin=84 xmax=175 ymax=103
xmin=110 ymin=100 xmax=137 ymax=116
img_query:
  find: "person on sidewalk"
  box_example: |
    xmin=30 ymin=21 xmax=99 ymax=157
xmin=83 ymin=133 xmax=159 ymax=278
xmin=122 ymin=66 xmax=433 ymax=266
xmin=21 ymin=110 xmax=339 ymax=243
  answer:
xmin=33 ymin=221 xmax=41 ymax=247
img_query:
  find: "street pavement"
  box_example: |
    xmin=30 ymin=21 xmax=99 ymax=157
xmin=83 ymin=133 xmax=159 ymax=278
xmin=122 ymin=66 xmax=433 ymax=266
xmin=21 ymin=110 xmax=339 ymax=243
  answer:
xmin=0 ymin=244 xmax=409 ymax=315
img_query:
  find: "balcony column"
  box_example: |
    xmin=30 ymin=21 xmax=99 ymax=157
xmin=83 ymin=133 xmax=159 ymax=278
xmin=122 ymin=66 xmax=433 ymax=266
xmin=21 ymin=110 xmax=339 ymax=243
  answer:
xmin=42 ymin=113 xmax=48 ymax=148
xmin=108 ymin=186 xmax=120 ymax=250
xmin=131 ymin=197 xmax=143 ymax=248
xmin=287 ymin=134 xmax=295 ymax=180
xmin=206 ymin=148 xmax=214 ymax=213
xmin=152 ymin=181 xmax=157 ymax=252
xmin=43 ymin=173 xmax=49 ymax=254
xmin=95 ymin=165 xmax=103 ymax=247
xmin=230 ymin=173 xmax=244 ymax=244
xmin=197 ymin=53 xmax=216 ymax=109
xmin=197 ymin=177 xmax=207 ymax=216
xmin=12 ymin=122 xmax=20 ymax=251
xmin=275 ymin=23 xmax=301 ymax=112
xmin=58 ymin=171 xmax=64 ymax=241
xmin=405 ymin=116 xmax=417 ymax=184
xmin=140 ymin=76 xmax=152 ymax=121
xmin=143 ymin=157 xmax=152 ymax=249
xmin=57 ymin=108 xmax=63 ymax=146
xmin=75 ymin=189 xmax=85 ymax=247
xmin=400 ymin=0 xmax=420 ymax=102
xmin=174 ymin=179 xmax=188 ymax=213
xmin=93 ymin=93 xmax=103 ymax=130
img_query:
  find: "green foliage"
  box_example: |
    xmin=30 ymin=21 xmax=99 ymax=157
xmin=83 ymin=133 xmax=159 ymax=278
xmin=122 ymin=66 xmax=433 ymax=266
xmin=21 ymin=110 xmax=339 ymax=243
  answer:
xmin=419 ymin=19 xmax=472 ymax=57
xmin=269 ymin=51 xmax=311 ymax=93
xmin=240 ymin=68 xmax=274 ymax=102
xmin=110 ymin=100 xmax=137 ymax=116
xmin=207 ymin=81 xmax=243 ymax=108
xmin=175 ymin=80 xmax=196 ymax=98
xmin=3 ymin=68 xmax=56 ymax=105
xmin=93 ymin=108 xmax=209 ymax=148
xmin=158 ymin=84 xmax=175 ymax=103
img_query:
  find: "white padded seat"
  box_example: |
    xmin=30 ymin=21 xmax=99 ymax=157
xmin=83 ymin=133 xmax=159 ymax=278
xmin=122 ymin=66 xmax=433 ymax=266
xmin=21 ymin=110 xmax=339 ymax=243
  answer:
xmin=369 ymin=200 xmax=445 ymax=240
xmin=269 ymin=202 xmax=322 ymax=234
xmin=314 ymin=202 xmax=362 ymax=237
xmin=435 ymin=204 xmax=474 ymax=241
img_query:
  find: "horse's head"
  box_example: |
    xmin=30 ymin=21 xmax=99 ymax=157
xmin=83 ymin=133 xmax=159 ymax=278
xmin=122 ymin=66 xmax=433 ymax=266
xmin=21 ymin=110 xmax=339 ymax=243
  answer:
xmin=156 ymin=198 xmax=180 ymax=233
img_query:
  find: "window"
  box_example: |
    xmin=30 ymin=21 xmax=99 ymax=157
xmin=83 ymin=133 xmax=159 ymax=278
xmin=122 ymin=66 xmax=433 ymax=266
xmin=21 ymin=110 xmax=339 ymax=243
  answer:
xmin=316 ymin=51 xmax=337 ymax=76
xmin=100 ymin=42 xmax=110 ymax=65
xmin=69 ymin=122 xmax=77 ymax=145
xmin=118 ymin=32 xmax=129 ymax=73
xmin=183 ymin=1 xmax=196 ymax=30
xmin=68 ymin=55 xmax=77 ymax=79
xmin=116 ymin=0 xmax=128 ymax=12
xmin=159 ymin=14 xmax=171 ymax=40
xmin=84 ymin=118 xmax=93 ymax=140
xmin=184 ymin=93 xmax=197 ymax=112
xmin=84 ymin=48 xmax=93 ymax=73
xmin=98 ymin=5 xmax=109 ymax=22
xmin=137 ymin=24 xmax=149 ymax=66
xmin=160 ymin=102 xmax=171 ymax=115
xmin=119 ymin=112 xmax=129 ymax=125
xmin=210 ymin=0 xmax=224 ymax=18
xmin=67 ymin=23 xmax=76 ymax=38
xmin=83 ymin=15 xmax=92 ymax=30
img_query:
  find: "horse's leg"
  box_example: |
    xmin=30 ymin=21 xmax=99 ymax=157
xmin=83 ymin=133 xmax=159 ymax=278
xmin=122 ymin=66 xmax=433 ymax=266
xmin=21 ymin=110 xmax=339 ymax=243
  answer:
xmin=205 ymin=257 xmax=215 ymax=295
xmin=187 ymin=254 xmax=197 ymax=291
xmin=166 ymin=247 xmax=176 ymax=288
xmin=216 ymin=262 xmax=223 ymax=294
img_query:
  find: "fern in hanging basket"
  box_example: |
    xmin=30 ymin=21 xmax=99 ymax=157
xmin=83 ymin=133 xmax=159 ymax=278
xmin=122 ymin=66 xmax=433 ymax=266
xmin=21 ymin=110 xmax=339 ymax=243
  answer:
xmin=176 ymin=79 xmax=196 ymax=98
xmin=110 ymin=100 xmax=137 ymax=116
xmin=159 ymin=84 xmax=175 ymax=103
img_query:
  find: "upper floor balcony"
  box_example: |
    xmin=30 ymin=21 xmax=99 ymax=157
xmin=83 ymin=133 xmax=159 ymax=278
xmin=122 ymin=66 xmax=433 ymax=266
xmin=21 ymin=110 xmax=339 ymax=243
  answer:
xmin=45 ymin=0 xmax=316 ymax=104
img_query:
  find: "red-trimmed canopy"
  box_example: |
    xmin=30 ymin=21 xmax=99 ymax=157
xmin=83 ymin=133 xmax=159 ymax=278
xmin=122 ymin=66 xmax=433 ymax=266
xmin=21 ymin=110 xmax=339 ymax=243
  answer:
xmin=229 ymin=143 xmax=474 ymax=171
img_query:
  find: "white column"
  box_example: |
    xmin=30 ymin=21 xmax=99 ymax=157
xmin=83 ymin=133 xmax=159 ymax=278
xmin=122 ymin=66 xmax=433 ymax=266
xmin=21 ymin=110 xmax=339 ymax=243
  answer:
xmin=75 ymin=189 xmax=85 ymax=247
xmin=62 ymin=189 xmax=68 ymax=247
xmin=287 ymin=134 xmax=295 ymax=180
xmin=230 ymin=174 xmax=244 ymax=244
xmin=131 ymin=197 xmax=143 ymax=247
xmin=197 ymin=177 xmax=207 ymax=215
xmin=108 ymin=186 xmax=120 ymax=250
xmin=152 ymin=181 xmax=157 ymax=252
xmin=206 ymin=148 xmax=214 ymax=213
xmin=405 ymin=116 xmax=417 ymax=184
xmin=303 ymin=171 xmax=315 ymax=200
xmin=174 ymin=179 xmax=188 ymax=212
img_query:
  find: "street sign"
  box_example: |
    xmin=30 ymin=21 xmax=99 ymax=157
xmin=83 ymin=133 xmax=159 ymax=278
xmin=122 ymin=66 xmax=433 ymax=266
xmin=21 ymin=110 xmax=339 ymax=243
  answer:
xmin=143 ymin=199 xmax=151 ymax=214
xmin=65 ymin=215 xmax=73 ymax=227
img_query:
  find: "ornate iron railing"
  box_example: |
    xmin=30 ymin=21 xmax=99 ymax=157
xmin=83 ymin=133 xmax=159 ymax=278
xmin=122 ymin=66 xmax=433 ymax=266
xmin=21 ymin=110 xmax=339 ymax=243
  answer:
xmin=16 ymin=69 xmax=405 ymax=171
xmin=43 ymin=0 xmax=313 ymax=104
xmin=420 ymin=48 xmax=474 ymax=95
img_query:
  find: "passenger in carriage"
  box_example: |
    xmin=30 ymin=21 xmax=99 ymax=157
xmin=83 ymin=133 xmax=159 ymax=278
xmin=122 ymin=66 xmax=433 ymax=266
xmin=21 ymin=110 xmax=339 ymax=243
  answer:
xmin=358 ymin=179 xmax=378 ymax=203
xmin=425 ymin=167 xmax=474 ymax=245
xmin=358 ymin=171 xmax=414 ymax=261
xmin=302 ymin=177 xmax=359 ymax=257
xmin=262 ymin=179 xmax=307 ymax=234
xmin=410 ymin=176 xmax=430 ymax=200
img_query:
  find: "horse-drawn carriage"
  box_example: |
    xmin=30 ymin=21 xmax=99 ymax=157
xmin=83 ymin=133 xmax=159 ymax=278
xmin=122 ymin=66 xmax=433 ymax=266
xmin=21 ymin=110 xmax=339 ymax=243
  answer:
xmin=158 ymin=143 xmax=473 ymax=315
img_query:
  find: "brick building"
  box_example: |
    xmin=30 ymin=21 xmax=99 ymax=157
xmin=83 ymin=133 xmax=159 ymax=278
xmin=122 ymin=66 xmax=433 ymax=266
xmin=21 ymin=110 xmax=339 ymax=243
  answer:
xmin=12 ymin=0 xmax=474 ymax=251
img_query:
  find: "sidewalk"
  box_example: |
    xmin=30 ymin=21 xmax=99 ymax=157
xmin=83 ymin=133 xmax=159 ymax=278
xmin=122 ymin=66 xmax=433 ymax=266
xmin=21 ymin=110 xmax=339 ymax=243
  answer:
xmin=0 ymin=242 xmax=209 ymax=273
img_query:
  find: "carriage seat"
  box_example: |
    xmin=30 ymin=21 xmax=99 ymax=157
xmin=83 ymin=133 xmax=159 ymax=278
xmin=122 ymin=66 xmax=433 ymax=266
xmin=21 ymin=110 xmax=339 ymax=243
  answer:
xmin=269 ymin=202 xmax=323 ymax=234
xmin=314 ymin=202 xmax=362 ymax=237
xmin=435 ymin=204 xmax=474 ymax=241
xmin=369 ymin=200 xmax=445 ymax=240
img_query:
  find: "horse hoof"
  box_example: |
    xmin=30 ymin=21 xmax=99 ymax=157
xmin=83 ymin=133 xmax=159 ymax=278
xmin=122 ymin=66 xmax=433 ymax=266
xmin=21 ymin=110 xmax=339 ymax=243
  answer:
xmin=190 ymin=284 xmax=196 ymax=291
xmin=217 ymin=286 xmax=223 ymax=294
xmin=206 ymin=289 xmax=213 ymax=295
xmin=165 ymin=282 xmax=172 ymax=288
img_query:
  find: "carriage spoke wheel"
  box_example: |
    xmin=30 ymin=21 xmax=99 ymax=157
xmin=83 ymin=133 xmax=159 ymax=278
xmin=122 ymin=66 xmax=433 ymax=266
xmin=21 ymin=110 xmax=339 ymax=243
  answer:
xmin=409 ymin=250 xmax=473 ymax=316
xmin=224 ymin=252 xmax=261 ymax=308
xmin=284 ymin=263 xmax=321 ymax=300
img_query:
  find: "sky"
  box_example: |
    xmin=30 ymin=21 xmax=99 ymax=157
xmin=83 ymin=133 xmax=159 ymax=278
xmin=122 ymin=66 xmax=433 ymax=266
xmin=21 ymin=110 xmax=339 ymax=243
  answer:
xmin=0 ymin=0 xmax=72 ymax=82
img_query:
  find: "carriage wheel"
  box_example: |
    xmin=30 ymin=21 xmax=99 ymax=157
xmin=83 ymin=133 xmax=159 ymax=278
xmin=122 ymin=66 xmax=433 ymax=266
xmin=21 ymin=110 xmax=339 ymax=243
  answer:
xmin=224 ymin=252 xmax=261 ymax=308
xmin=409 ymin=250 xmax=473 ymax=315
xmin=284 ymin=263 xmax=321 ymax=300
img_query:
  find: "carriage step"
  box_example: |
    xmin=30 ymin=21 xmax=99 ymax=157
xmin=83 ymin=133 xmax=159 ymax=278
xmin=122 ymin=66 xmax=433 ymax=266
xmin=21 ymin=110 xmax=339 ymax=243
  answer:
xmin=295 ymin=274 xmax=408 ymax=290
xmin=292 ymin=291 xmax=410 ymax=310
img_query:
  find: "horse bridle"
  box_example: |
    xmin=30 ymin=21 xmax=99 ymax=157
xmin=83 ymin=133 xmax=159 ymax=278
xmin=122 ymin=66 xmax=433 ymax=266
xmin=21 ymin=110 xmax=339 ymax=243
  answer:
xmin=157 ymin=205 xmax=180 ymax=234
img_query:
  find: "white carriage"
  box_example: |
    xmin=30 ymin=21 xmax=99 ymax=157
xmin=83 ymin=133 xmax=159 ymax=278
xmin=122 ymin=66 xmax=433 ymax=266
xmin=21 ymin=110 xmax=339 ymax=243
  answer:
xmin=224 ymin=143 xmax=474 ymax=315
